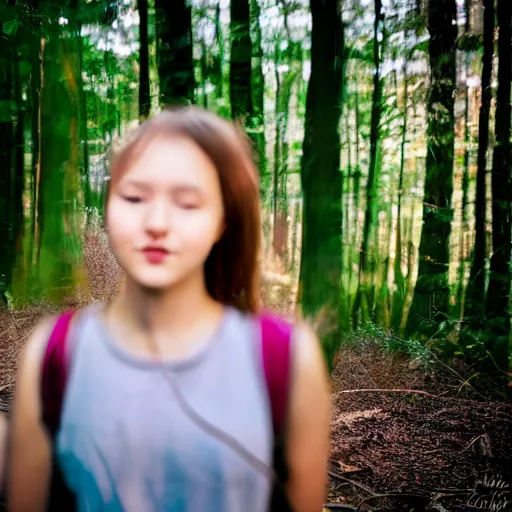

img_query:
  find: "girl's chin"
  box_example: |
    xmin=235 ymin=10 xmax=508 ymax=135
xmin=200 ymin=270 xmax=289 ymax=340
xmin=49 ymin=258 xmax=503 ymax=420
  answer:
xmin=126 ymin=270 xmax=181 ymax=291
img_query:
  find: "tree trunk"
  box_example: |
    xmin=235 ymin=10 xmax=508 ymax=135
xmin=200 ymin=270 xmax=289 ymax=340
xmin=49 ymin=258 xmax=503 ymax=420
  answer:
xmin=154 ymin=0 xmax=195 ymax=106
xmin=77 ymin=33 xmax=91 ymax=222
xmin=464 ymin=0 xmax=493 ymax=321
xmin=32 ymin=15 xmax=84 ymax=304
xmin=405 ymin=0 xmax=457 ymax=337
xmin=33 ymin=38 xmax=44 ymax=266
xmin=230 ymin=0 xmax=253 ymax=122
xmin=391 ymin=55 xmax=408 ymax=332
xmin=299 ymin=0 xmax=344 ymax=365
xmin=250 ymin=0 xmax=267 ymax=195
xmin=455 ymin=0 xmax=472 ymax=317
xmin=273 ymin=40 xmax=282 ymax=254
xmin=138 ymin=0 xmax=151 ymax=119
xmin=290 ymin=200 xmax=301 ymax=274
xmin=353 ymin=0 xmax=383 ymax=325
xmin=485 ymin=0 xmax=511 ymax=372
xmin=0 ymin=39 xmax=16 ymax=306
xmin=213 ymin=4 xmax=224 ymax=102
xmin=272 ymin=20 xmax=299 ymax=266
xmin=200 ymin=39 xmax=208 ymax=109
xmin=347 ymin=82 xmax=362 ymax=307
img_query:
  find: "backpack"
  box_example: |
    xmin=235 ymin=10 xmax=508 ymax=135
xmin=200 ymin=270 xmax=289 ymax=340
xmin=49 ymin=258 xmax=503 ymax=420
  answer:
xmin=41 ymin=310 xmax=293 ymax=511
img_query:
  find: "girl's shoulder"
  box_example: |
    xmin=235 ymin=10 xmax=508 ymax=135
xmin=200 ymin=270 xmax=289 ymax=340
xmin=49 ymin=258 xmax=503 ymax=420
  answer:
xmin=21 ymin=304 xmax=98 ymax=375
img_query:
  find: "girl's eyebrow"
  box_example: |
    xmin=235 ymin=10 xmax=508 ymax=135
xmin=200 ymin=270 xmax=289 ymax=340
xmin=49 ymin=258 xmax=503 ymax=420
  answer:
xmin=121 ymin=179 xmax=203 ymax=194
xmin=173 ymin=184 xmax=202 ymax=194
xmin=120 ymin=178 xmax=151 ymax=190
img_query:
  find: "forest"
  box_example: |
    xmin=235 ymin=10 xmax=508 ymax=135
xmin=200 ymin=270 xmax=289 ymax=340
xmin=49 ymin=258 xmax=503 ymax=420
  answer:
xmin=1 ymin=0 xmax=512 ymax=510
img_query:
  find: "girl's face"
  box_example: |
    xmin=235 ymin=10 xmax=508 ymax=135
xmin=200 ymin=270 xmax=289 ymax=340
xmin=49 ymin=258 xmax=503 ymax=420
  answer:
xmin=106 ymin=135 xmax=225 ymax=291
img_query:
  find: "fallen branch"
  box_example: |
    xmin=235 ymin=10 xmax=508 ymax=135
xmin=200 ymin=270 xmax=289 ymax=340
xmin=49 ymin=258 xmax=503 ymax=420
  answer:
xmin=357 ymin=492 xmax=428 ymax=508
xmin=337 ymin=388 xmax=440 ymax=399
xmin=336 ymin=388 xmax=512 ymax=407
xmin=328 ymin=470 xmax=376 ymax=496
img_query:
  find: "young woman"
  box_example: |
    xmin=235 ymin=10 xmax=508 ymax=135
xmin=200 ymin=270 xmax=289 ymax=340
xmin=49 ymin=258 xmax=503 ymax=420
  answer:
xmin=8 ymin=107 xmax=330 ymax=512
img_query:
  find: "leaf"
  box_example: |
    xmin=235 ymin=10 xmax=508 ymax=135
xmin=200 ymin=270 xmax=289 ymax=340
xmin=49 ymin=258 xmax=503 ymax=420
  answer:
xmin=2 ymin=19 xmax=18 ymax=36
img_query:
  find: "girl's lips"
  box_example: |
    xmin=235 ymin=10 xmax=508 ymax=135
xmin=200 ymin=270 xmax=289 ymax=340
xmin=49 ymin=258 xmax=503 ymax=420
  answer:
xmin=142 ymin=248 xmax=169 ymax=264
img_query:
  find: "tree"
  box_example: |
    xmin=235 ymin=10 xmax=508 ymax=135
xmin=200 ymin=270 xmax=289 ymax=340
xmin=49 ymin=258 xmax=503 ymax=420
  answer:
xmin=299 ymin=0 xmax=344 ymax=365
xmin=352 ymin=0 xmax=383 ymax=325
xmin=390 ymin=49 xmax=409 ymax=332
xmin=250 ymin=0 xmax=267 ymax=194
xmin=230 ymin=0 xmax=253 ymax=121
xmin=0 ymin=17 xmax=23 ymax=307
xmin=272 ymin=5 xmax=301 ymax=265
xmin=138 ymin=0 xmax=151 ymax=120
xmin=464 ymin=0 xmax=493 ymax=320
xmin=485 ymin=0 xmax=511 ymax=372
xmin=455 ymin=0 xmax=472 ymax=317
xmin=154 ymin=0 xmax=195 ymax=105
xmin=405 ymin=0 xmax=457 ymax=337
xmin=24 ymin=1 xmax=86 ymax=304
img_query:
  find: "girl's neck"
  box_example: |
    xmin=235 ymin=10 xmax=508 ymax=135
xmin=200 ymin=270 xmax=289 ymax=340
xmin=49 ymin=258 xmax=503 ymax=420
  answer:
xmin=109 ymin=272 xmax=223 ymax=340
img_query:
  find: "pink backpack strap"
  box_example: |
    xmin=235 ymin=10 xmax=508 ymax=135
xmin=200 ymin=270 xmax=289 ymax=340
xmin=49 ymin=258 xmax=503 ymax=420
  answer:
xmin=41 ymin=310 xmax=75 ymax=437
xmin=259 ymin=313 xmax=293 ymax=437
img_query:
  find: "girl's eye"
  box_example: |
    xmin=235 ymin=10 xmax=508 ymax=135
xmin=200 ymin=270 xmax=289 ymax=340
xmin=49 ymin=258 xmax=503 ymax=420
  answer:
xmin=179 ymin=202 xmax=199 ymax=210
xmin=123 ymin=196 xmax=143 ymax=204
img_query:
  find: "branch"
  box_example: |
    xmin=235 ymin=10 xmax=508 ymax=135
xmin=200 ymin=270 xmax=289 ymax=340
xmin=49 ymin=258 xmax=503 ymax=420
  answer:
xmin=357 ymin=492 xmax=428 ymax=508
xmin=328 ymin=470 xmax=376 ymax=496
xmin=337 ymin=388 xmax=439 ymax=398
xmin=335 ymin=388 xmax=512 ymax=407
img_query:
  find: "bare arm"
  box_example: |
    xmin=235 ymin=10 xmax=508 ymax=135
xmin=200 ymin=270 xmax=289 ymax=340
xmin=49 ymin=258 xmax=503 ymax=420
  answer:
xmin=8 ymin=316 xmax=56 ymax=512
xmin=286 ymin=321 xmax=331 ymax=512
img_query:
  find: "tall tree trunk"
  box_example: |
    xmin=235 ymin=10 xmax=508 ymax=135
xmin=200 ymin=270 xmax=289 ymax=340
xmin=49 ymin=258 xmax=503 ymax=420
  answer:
xmin=31 ymin=11 xmax=84 ymax=304
xmin=405 ymin=0 xmax=457 ymax=337
xmin=464 ymin=0 xmax=493 ymax=321
xmin=485 ymin=0 xmax=511 ymax=372
xmin=353 ymin=0 xmax=383 ymax=325
xmin=455 ymin=0 xmax=472 ymax=317
xmin=391 ymin=55 xmax=408 ymax=331
xmin=273 ymin=40 xmax=282 ymax=255
xmin=138 ymin=0 xmax=151 ymax=119
xmin=154 ymin=0 xmax=195 ymax=105
xmin=250 ymin=0 xmax=267 ymax=195
xmin=299 ymin=0 xmax=344 ymax=365
xmin=200 ymin=39 xmax=208 ymax=109
xmin=0 ymin=39 xmax=16 ymax=306
xmin=33 ymin=38 xmax=44 ymax=266
xmin=290 ymin=200 xmax=301 ymax=273
xmin=230 ymin=0 xmax=253 ymax=122
xmin=77 ymin=33 xmax=91 ymax=221
xmin=272 ymin=18 xmax=299 ymax=266
xmin=213 ymin=4 xmax=224 ymax=102
xmin=348 ymin=82 xmax=362 ymax=308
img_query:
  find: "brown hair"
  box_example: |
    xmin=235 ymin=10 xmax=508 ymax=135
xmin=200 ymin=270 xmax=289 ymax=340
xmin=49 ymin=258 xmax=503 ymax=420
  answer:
xmin=107 ymin=106 xmax=262 ymax=313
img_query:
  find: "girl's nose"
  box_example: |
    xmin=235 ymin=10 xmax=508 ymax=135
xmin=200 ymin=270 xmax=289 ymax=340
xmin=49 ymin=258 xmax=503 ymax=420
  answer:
xmin=144 ymin=199 xmax=171 ymax=237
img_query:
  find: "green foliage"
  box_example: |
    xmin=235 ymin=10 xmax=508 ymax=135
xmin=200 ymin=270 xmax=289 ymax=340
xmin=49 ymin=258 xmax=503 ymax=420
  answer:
xmin=457 ymin=33 xmax=484 ymax=52
xmin=2 ymin=19 xmax=19 ymax=36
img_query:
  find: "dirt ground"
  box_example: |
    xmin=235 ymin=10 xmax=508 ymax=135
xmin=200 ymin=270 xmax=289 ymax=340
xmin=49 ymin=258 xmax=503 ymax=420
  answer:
xmin=326 ymin=340 xmax=512 ymax=511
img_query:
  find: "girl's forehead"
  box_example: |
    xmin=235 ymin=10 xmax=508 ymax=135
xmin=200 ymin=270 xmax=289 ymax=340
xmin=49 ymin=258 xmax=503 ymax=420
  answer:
xmin=116 ymin=136 xmax=219 ymax=188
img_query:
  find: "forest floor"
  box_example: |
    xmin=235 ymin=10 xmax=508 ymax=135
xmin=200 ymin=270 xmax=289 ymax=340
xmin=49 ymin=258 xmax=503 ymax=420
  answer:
xmin=1 ymin=230 xmax=511 ymax=511
xmin=325 ymin=339 xmax=512 ymax=512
